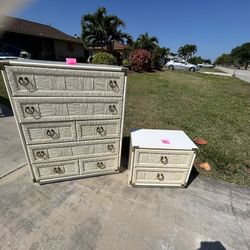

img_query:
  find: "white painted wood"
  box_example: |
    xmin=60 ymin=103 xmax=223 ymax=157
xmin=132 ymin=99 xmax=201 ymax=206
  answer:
xmin=129 ymin=129 xmax=198 ymax=187
xmin=1 ymin=59 xmax=127 ymax=183
xmin=131 ymin=129 xmax=198 ymax=150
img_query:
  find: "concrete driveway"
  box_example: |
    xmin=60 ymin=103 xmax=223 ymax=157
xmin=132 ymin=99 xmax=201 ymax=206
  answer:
xmin=217 ymin=66 xmax=250 ymax=83
xmin=0 ymin=116 xmax=250 ymax=250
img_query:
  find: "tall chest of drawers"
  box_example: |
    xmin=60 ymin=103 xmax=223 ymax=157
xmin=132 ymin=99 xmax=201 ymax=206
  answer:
xmin=1 ymin=60 xmax=127 ymax=184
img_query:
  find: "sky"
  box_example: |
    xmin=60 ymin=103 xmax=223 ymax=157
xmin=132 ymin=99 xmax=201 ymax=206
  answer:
xmin=5 ymin=0 xmax=250 ymax=61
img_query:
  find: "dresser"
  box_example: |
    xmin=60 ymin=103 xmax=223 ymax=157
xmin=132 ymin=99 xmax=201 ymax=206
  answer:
xmin=1 ymin=60 xmax=127 ymax=184
xmin=128 ymin=129 xmax=198 ymax=187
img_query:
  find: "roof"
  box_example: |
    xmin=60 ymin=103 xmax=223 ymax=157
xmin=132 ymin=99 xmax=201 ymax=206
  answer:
xmin=0 ymin=15 xmax=82 ymax=44
xmin=90 ymin=41 xmax=127 ymax=50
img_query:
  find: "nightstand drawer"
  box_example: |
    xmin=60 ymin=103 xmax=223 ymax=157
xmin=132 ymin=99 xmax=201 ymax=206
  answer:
xmin=5 ymin=66 xmax=124 ymax=97
xmin=76 ymin=119 xmax=121 ymax=141
xmin=28 ymin=139 xmax=119 ymax=164
xmin=22 ymin=121 xmax=76 ymax=145
xmin=14 ymin=97 xmax=122 ymax=123
xmin=132 ymin=168 xmax=189 ymax=186
xmin=79 ymin=156 xmax=118 ymax=174
xmin=134 ymin=149 xmax=194 ymax=168
xmin=33 ymin=160 xmax=79 ymax=181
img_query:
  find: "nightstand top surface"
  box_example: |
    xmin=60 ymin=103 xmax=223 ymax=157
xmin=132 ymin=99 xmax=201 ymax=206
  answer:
xmin=131 ymin=129 xmax=198 ymax=150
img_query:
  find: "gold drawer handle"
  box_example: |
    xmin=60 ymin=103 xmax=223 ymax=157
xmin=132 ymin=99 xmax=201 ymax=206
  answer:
xmin=96 ymin=126 xmax=105 ymax=136
xmin=109 ymin=80 xmax=118 ymax=89
xmin=107 ymin=144 xmax=115 ymax=151
xmin=46 ymin=129 xmax=56 ymax=137
xmin=24 ymin=106 xmax=35 ymax=115
xmin=157 ymin=173 xmax=164 ymax=181
xmin=108 ymin=104 xmax=117 ymax=113
xmin=53 ymin=167 xmax=63 ymax=174
xmin=161 ymin=156 xmax=168 ymax=164
xmin=36 ymin=151 xmax=45 ymax=158
xmin=18 ymin=77 xmax=30 ymax=86
xmin=97 ymin=162 xmax=106 ymax=169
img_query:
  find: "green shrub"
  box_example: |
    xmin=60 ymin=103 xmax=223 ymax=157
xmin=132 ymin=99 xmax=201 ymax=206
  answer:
xmin=129 ymin=49 xmax=152 ymax=72
xmin=122 ymin=59 xmax=130 ymax=68
xmin=92 ymin=52 xmax=117 ymax=65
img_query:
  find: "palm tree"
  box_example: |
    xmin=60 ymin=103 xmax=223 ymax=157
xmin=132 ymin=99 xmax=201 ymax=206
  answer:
xmin=81 ymin=7 xmax=132 ymax=53
xmin=134 ymin=32 xmax=159 ymax=52
xmin=178 ymin=44 xmax=197 ymax=60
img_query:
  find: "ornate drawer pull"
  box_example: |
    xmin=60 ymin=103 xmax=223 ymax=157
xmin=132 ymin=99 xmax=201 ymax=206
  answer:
xmin=109 ymin=80 xmax=118 ymax=89
xmin=36 ymin=151 xmax=45 ymax=158
xmin=97 ymin=162 xmax=106 ymax=169
xmin=161 ymin=156 xmax=168 ymax=164
xmin=157 ymin=173 xmax=165 ymax=181
xmin=108 ymin=104 xmax=117 ymax=113
xmin=96 ymin=126 xmax=105 ymax=135
xmin=46 ymin=129 xmax=56 ymax=137
xmin=18 ymin=77 xmax=30 ymax=86
xmin=53 ymin=167 xmax=63 ymax=174
xmin=107 ymin=144 xmax=115 ymax=151
xmin=24 ymin=106 xmax=35 ymax=115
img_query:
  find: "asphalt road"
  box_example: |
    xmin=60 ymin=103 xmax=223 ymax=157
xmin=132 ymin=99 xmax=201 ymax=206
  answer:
xmin=217 ymin=66 xmax=250 ymax=83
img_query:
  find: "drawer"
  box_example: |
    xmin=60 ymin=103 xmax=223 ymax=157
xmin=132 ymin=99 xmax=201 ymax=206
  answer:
xmin=5 ymin=66 xmax=124 ymax=97
xmin=76 ymin=119 xmax=121 ymax=141
xmin=28 ymin=139 xmax=119 ymax=164
xmin=134 ymin=149 xmax=194 ymax=168
xmin=79 ymin=156 xmax=119 ymax=174
xmin=132 ymin=168 xmax=188 ymax=185
xmin=22 ymin=121 xmax=76 ymax=145
xmin=33 ymin=160 xmax=79 ymax=181
xmin=14 ymin=97 xmax=122 ymax=123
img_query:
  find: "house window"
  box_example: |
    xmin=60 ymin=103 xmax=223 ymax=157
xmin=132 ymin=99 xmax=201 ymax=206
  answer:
xmin=67 ymin=42 xmax=74 ymax=52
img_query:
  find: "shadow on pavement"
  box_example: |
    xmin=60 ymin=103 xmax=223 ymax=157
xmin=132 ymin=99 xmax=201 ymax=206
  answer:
xmin=197 ymin=241 xmax=226 ymax=250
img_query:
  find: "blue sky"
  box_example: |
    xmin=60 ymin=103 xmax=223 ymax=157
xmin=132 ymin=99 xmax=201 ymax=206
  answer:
xmin=10 ymin=0 xmax=250 ymax=61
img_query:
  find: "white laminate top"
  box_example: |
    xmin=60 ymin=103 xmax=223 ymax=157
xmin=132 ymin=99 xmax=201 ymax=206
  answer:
xmin=0 ymin=59 xmax=127 ymax=72
xmin=131 ymin=129 xmax=198 ymax=150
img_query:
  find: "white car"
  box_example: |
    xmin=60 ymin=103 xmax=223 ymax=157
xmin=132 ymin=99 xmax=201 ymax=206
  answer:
xmin=165 ymin=59 xmax=198 ymax=72
xmin=197 ymin=63 xmax=214 ymax=68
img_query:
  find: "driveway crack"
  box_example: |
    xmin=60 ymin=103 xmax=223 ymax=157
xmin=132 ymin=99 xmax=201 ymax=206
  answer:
xmin=229 ymin=185 xmax=250 ymax=250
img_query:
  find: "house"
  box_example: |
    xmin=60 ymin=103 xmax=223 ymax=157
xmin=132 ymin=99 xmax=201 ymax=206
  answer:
xmin=88 ymin=41 xmax=128 ymax=60
xmin=0 ymin=16 xmax=84 ymax=61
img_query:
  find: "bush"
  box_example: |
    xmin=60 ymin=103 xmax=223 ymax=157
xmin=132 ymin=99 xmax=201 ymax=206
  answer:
xmin=122 ymin=59 xmax=130 ymax=68
xmin=152 ymin=47 xmax=164 ymax=70
xmin=129 ymin=49 xmax=152 ymax=72
xmin=92 ymin=52 xmax=117 ymax=65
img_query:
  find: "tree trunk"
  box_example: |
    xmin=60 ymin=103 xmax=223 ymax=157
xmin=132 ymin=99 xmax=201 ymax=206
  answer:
xmin=245 ymin=61 xmax=249 ymax=70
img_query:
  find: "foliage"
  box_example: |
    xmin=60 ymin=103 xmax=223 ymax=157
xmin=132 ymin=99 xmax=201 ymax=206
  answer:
xmin=231 ymin=42 xmax=250 ymax=69
xmin=129 ymin=49 xmax=152 ymax=72
xmin=122 ymin=59 xmax=130 ymax=68
xmin=92 ymin=52 xmax=117 ymax=65
xmin=81 ymin=7 xmax=132 ymax=53
xmin=214 ymin=53 xmax=232 ymax=66
xmin=152 ymin=46 xmax=170 ymax=70
xmin=178 ymin=44 xmax=197 ymax=60
xmin=188 ymin=56 xmax=204 ymax=65
xmin=133 ymin=32 xmax=159 ymax=53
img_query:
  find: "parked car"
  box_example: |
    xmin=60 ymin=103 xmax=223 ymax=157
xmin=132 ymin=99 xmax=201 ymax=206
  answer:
xmin=197 ymin=63 xmax=214 ymax=68
xmin=165 ymin=59 xmax=198 ymax=72
xmin=0 ymin=44 xmax=31 ymax=60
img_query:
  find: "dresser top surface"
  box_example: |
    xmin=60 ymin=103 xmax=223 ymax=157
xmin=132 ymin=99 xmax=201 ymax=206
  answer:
xmin=0 ymin=59 xmax=127 ymax=72
xmin=131 ymin=129 xmax=198 ymax=150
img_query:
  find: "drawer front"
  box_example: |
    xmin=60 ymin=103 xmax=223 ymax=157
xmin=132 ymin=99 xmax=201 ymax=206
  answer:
xmin=14 ymin=97 xmax=122 ymax=123
xmin=5 ymin=66 xmax=124 ymax=96
xmin=79 ymin=156 xmax=118 ymax=174
xmin=22 ymin=121 xmax=76 ymax=145
xmin=28 ymin=139 xmax=119 ymax=164
xmin=76 ymin=119 xmax=121 ymax=141
xmin=132 ymin=168 xmax=188 ymax=185
xmin=33 ymin=160 xmax=79 ymax=181
xmin=134 ymin=149 xmax=194 ymax=168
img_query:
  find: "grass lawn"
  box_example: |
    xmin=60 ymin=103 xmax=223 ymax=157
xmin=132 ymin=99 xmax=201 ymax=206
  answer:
xmin=0 ymin=70 xmax=249 ymax=186
xmin=124 ymin=70 xmax=250 ymax=186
